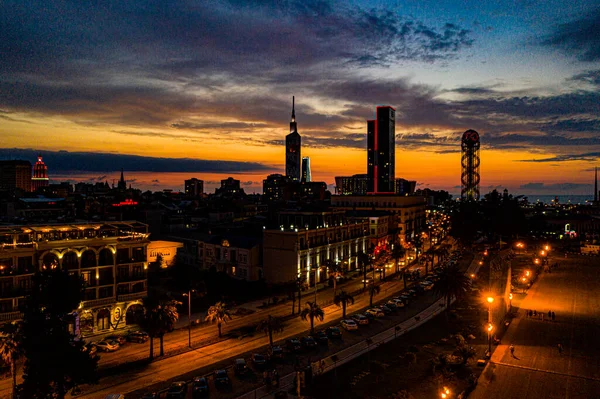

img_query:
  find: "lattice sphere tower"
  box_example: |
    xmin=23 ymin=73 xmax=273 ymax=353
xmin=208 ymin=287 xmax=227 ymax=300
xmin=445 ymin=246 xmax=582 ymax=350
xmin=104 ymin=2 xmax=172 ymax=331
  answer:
xmin=461 ymin=129 xmax=480 ymax=201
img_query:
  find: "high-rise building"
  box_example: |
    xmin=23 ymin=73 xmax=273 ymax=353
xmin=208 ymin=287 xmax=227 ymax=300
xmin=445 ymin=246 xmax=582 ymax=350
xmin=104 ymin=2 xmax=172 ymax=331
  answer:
xmin=286 ymin=96 xmax=301 ymax=181
xmin=394 ymin=178 xmax=417 ymax=195
xmin=0 ymin=160 xmax=32 ymax=192
xmin=31 ymin=155 xmax=49 ymax=192
xmin=461 ymin=129 xmax=481 ymax=201
xmin=367 ymin=106 xmax=395 ymax=194
xmin=301 ymin=157 xmax=311 ymax=183
xmin=185 ymin=178 xmax=204 ymax=197
xmin=594 ymin=166 xmax=598 ymax=205
xmin=263 ymin=174 xmax=290 ymax=202
xmin=216 ymin=177 xmax=242 ymax=195
xmin=334 ymin=174 xmax=369 ymax=195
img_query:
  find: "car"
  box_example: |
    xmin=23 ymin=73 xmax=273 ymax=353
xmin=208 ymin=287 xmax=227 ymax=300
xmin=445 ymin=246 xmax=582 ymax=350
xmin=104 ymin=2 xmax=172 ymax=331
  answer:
xmin=268 ymin=345 xmax=284 ymax=360
xmin=95 ymin=340 xmax=119 ymax=352
xmin=166 ymin=381 xmax=187 ymax=399
xmin=301 ymin=336 xmax=318 ymax=349
xmin=351 ymin=314 xmax=369 ymax=325
xmin=385 ymin=301 xmax=398 ymax=310
xmin=141 ymin=393 xmax=159 ymax=399
xmin=365 ymin=308 xmax=384 ymax=318
xmin=363 ymin=311 xmax=375 ymax=321
xmin=214 ymin=369 xmax=230 ymax=388
xmin=192 ymin=377 xmax=209 ymax=398
xmin=399 ymin=294 xmax=411 ymax=303
xmin=234 ymin=358 xmax=249 ymax=376
xmin=286 ymin=338 xmax=302 ymax=353
xmin=414 ymin=285 xmax=425 ymax=294
xmin=341 ymin=319 xmax=359 ymax=331
xmin=314 ymin=330 xmax=329 ymax=345
xmin=379 ymin=305 xmax=393 ymax=314
xmin=127 ymin=331 xmax=149 ymax=343
xmin=326 ymin=326 xmax=343 ymax=339
xmin=105 ymin=334 xmax=127 ymax=346
xmin=251 ymin=353 xmax=267 ymax=369
xmin=83 ymin=343 xmax=97 ymax=357
xmin=407 ymin=289 xmax=418 ymax=297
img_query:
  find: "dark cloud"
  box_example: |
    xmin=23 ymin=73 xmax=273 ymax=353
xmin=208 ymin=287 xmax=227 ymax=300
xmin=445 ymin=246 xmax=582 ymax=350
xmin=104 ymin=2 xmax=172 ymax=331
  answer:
xmin=0 ymin=148 xmax=271 ymax=173
xmin=519 ymin=152 xmax=600 ymax=163
xmin=569 ymin=69 xmax=600 ymax=86
xmin=519 ymin=182 xmax=593 ymax=192
xmin=541 ymin=8 xmax=600 ymax=61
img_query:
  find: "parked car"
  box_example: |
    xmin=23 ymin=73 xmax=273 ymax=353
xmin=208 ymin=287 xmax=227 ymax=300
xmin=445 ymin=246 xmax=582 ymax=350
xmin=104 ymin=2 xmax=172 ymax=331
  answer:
xmin=363 ymin=311 xmax=376 ymax=321
xmin=407 ymin=289 xmax=418 ymax=297
xmin=251 ymin=353 xmax=267 ymax=369
xmin=166 ymin=381 xmax=187 ymax=399
xmin=390 ymin=298 xmax=405 ymax=308
xmin=314 ymin=330 xmax=329 ymax=345
xmin=127 ymin=331 xmax=149 ymax=343
xmin=300 ymin=336 xmax=317 ymax=350
xmin=95 ymin=340 xmax=119 ymax=352
xmin=268 ymin=345 xmax=284 ymax=360
xmin=214 ymin=369 xmax=231 ymax=388
xmin=326 ymin=326 xmax=343 ymax=339
xmin=350 ymin=314 xmax=369 ymax=325
xmin=399 ymin=294 xmax=411 ymax=303
xmin=385 ymin=301 xmax=398 ymax=310
xmin=286 ymin=338 xmax=302 ymax=353
xmin=379 ymin=305 xmax=393 ymax=314
xmin=341 ymin=319 xmax=358 ymax=331
xmin=234 ymin=358 xmax=249 ymax=376
xmin=365 ymin=308 xmax=384 ymax=318
xmin=192 ymin=377 xmax=209 ymax=398
xmin=105 ymin=334 xmax=127 ymax=346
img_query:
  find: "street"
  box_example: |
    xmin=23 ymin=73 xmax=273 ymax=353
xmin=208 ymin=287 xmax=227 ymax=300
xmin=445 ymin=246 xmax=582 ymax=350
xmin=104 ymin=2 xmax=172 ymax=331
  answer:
xmin=470 ymin=254 xmax=600 ymax=399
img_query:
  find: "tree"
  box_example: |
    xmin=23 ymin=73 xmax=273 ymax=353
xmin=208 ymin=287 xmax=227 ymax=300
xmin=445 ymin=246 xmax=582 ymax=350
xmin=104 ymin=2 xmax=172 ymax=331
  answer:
xmin=256 ymin=315 xmax=284 ymax=347
xmin=287 ymin=280 xmax=297 ymax=315
xmin=295 ymin=274 xmax=305 ymax=315
xmin=0 ymin=324 xmax=22 ymax=399
xmin=413 ymin=235 xmax=423 ymax=263
xmin=455 ymin=344 xmax=477 ymax=365
xmin=333 ymin=290 xmax=354 ymax=319
xmin=357 ymin=251 xmax=371 ymax=291
xmin=368 ymin=283 xmax=381 ymax=307
xmin=156 ymin=300 xmax=180 ymax=356
xmin=300 ymin=301 xmax=324 ymax=335
xmin=433 ymin=265 xmax=471 ymax=319
xmin=18 ymin=269 xmax=98 ymax=399
xmin=391 ymin=245 xmax=406 ymax=275
xmin=324 ymin=259 xmax=344 ymax=297
xmin=205 ymin=302 xmax=232 ymax=338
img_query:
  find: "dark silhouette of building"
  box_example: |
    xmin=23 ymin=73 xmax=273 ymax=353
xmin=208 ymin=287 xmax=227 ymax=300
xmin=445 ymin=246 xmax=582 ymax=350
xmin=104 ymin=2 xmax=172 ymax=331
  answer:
xmin=301 ymin=157 xmax=311 ymax=183
xmin=461 ymin=129 xmax=481 ymax=201
xmin=118 ymin=169 xmax=127 ymax=191
xmin=263 ymin=173 xmax=290 ymax=202
xmin=594 ymin=166 xmax=598 ymax=205
xmin=216 ymin=177 xmax=243 ymax=195
xmin=286 ymin=96 xmax=301 ymax=181
xmin=334 ymin=174 xmax=369 ymax=195
xmin=31 ymin=155 xmax=49 ymax=192
xmin=394 ymin=178 xmax=416 ymax=195
xmin=185 ymin=178 xmax=204 ymax=197
xmin=367 ymin=106 xmax=395 ymax=194
xmin=0 ymin=160 xmax=32 ymax=192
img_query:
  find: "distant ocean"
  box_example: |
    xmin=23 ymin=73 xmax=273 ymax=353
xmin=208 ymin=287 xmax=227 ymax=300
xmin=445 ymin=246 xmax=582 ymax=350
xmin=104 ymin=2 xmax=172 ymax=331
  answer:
xmin=519 ymin=195 xmax=593 ymax=204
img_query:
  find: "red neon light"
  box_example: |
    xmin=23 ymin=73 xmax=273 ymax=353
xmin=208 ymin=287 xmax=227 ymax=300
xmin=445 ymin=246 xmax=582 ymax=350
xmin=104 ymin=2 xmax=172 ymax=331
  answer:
xmin=374 ymin=116 xmax=378 ymax=193
xmin=112 ymin=199 xmax=138 ymax=207
xmin=376 ymin=105 xmax=396 ymax=111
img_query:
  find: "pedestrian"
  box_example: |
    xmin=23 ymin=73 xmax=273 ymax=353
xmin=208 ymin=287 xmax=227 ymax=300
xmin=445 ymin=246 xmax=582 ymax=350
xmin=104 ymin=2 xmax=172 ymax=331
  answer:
xmin=552 ymin=311 xmax=556 ymax=321
xmin=510 ymin=344 xmax=515 ymax=358
xmin=558 ymin=343 xmax=563 ymax=356
xmin=529 ymin=310 xmax=533 ymax=318
xmin=548 ymin=310 xmax=552 ymax=320
xmin=533 ymin=310 xmax=537 ymax=317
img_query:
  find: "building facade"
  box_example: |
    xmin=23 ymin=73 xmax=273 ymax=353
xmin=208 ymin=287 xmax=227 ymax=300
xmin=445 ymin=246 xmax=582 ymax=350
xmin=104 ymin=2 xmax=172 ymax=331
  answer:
xmin=335 ymin=174 xmax=369 ymax=196
xmin=367 ymin=106 xmax=396 ymax=194
xmin=147 ymin=240 xmax=183 ymax=268
xmin=31 ymin=155 xmax=50 ymax=192
xmin=263 ymin=174 xmax=290 ymax=202
xmin=0 ymin=221 xmax=150 ymax=336
xmin=301 ymin=157 xmax=311 ymax=183
xmin=184 ymin=178 xmax=204 ymax=197
xmin=286 ymin=97 xmax=301 ymax=181
xmin=331 ymin=195 xmax=426 ymax=243
xmin=0 ymin=160 xmax=32 ymax=193
xmin=263 ymin=211 xmax=370 ymax=284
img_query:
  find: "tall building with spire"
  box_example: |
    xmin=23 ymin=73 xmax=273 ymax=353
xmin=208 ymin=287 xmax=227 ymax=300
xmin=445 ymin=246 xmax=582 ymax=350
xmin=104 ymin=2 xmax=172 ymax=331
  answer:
xmin=31 ymin=155 xmax=49 ymax=192
xmin=118 ymin=168 xmax=127 ymax=190
xmin=594 ymin=166 xmax=598 ymax=205
xmin=285 ymin=96 xmax=301 ymax=181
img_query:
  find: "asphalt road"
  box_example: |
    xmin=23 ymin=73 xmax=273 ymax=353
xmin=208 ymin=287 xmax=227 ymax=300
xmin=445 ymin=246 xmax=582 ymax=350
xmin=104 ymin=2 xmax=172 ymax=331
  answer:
xmin=470 ymin=254 xmax=600 ymax=399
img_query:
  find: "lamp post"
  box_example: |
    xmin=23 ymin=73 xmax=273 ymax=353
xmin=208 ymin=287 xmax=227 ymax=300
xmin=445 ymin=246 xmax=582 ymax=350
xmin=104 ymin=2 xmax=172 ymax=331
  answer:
xmin=487 ymin=323 xmax=494 ymax=354
xmin=441 ymin=386 xmax=451 ymax=398
xmin=487 ymin=296 xmax=494 ymax=354
xmin=182 ymin=289 xmax=195 ymax=348
xmin=509 ymin=293 xmax=513 ymax=312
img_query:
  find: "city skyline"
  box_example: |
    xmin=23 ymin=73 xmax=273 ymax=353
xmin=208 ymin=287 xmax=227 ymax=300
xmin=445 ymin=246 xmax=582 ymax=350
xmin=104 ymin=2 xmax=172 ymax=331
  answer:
xmin=1 ymin=1 xmax=600 ymax=195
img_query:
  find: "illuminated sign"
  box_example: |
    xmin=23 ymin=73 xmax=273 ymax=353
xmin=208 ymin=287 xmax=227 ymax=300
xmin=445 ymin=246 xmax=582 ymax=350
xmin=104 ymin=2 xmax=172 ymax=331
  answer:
xmin=112 ymin=199 xmax=138 ymax=207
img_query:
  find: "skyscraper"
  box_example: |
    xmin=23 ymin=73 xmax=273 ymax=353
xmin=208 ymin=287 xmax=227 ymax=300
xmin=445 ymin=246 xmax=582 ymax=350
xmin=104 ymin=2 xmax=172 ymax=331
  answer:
xmin=461 ymin=129 xmax=481 ymax=201
xmin=185 ymin=178 xmax=204 ymax=197
xmin=285 ymin=96 xmax=301 ymax=181
xmin=367 ymin=106 xmax=396 ymax=194
xmin=301 ymin=157 xmax=311 ymax=183
xmin=594 ymin=166 xmax=598 ymax=204
xmin=0 ymin=160 xmax=32 ymax=192
xmin=31 ymin=155 xmax=49 ymax=192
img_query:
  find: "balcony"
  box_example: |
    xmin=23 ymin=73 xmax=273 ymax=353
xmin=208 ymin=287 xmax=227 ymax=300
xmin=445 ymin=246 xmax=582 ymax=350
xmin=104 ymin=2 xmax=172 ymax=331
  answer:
xmin=0 ymin=288 xmax=28 ymax=299
xmin=116 ymin=272 xmax=147 ymax=283
xmin=82 ymin=297 xmax=114 ymax=308
xmin=117 ymin=291 xmax=147 ymax=302
xmin=0 ymin=311 xmax=23 ymax=322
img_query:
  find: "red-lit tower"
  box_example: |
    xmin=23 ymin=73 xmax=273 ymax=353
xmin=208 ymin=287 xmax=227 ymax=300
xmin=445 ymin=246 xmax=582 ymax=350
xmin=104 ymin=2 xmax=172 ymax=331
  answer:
xmin=367 ymin=106 xmax=396 ymax=194
xmin=31 ymin=154 xmax=49 ymax=191
xmin=461 ymin=129 xmax=480 ymax=201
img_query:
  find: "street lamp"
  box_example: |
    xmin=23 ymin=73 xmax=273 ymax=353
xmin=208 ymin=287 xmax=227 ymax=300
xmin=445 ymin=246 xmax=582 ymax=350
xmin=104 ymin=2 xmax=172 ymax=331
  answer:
xmin=509 ymin=293 xmax=513 ymax=311
xmin=441 ymin=386 xmax=451 ymax=398
xmin=487 ymin=323 xmax=494 ymax=354
xmin=182 ymin=289 xmax=196 ymax=348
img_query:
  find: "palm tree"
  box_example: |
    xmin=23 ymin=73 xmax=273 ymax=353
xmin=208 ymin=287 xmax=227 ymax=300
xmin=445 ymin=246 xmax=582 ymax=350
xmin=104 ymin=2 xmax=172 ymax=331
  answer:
xmin=295 ymin=275 xmax=305 ymax=315
xmin=357 ymin=251 xmax=371 ymax=291
xmin=300 ymin=301 xmax=324 ymax=335
xmin=333 ymin=290 xmax=354 ymax=318
xmin=256 ymin=315 xmax=284 ymax=346
xmin=0 ymin=325 xmax=21 ymax=399
xmin=391 ymin=245 xmax=406 ymax=274
xmin=368 ymin=283 xmax=381 ymax=307
xmin=139 ymin=295 xmax=161 ymax=360
xmin=433 ymin=265 xmax=471 ymax=319
xmin=324 ymin=259 xmax=344 ymax=297
xmin=402 ymin=269 xmax=409 ymax=289
xmin=156 ymin=300 xmax=180 ymax=356
xmin=205 ymin=301 xmax=232 ymax=338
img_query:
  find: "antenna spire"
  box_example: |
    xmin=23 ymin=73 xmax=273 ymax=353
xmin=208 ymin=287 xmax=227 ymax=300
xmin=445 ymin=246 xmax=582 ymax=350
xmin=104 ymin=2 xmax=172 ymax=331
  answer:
xmin=291 ymin=96 xmax=295 ymax=122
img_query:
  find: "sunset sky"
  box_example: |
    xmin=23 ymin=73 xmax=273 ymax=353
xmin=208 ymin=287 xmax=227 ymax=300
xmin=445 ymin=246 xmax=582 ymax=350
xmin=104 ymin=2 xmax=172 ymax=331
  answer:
xmin=1 ymin=0 xmax=599 ymax=195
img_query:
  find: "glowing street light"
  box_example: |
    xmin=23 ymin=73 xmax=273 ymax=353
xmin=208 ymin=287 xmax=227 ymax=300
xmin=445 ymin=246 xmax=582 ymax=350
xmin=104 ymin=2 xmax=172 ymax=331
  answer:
xmin=534 ymin=258 xmax=540 ymax=265
xmin=544 ymin=245 xmax=550 ymax=251
xmin=441 ymin=387 xmax=451 ymax=398
xmin=484 ymin=250 xmax=488 ymax=256
xmin=541 ymin=250 xmax=546 ymax=256
xmin=525 ymin=270 xmax=530 ymax=277
xmin=487 ymin=323 xmax=494 ymax=353
xmin=487 ymin=296 xmax=494 ymax=304
xmin=470 ymin=273 xmax=475 ymax=279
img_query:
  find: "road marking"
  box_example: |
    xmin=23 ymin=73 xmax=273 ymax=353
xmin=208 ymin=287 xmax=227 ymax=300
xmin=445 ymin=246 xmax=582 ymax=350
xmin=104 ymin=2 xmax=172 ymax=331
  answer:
xmin=492 ymin=361 xmax=600 ymax=383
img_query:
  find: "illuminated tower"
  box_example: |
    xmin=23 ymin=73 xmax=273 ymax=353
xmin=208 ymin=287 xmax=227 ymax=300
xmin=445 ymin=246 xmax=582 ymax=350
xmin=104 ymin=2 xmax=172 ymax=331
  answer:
xmin=286 ymin=96 xmax=301 ymax=181
xmin=31 ymin=154 xmax=49 ymax=191
xmin=461 ymin=129 xmax=481 ymax=201
xmin=301 ymin=157 xmax=311 ymax=183
xmin=367 ymin=106 xmax=396 ymax=193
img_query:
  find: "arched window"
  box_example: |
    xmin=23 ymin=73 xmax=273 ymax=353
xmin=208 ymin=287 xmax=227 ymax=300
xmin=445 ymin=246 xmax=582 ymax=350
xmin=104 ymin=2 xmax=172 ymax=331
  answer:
xmin=80 ymin=250 xmax=97 ymax=268
xmin=98 ymin=248 xmax=114 ymax=266
xmin=62 ymin=252 xmax=78 ymax=271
